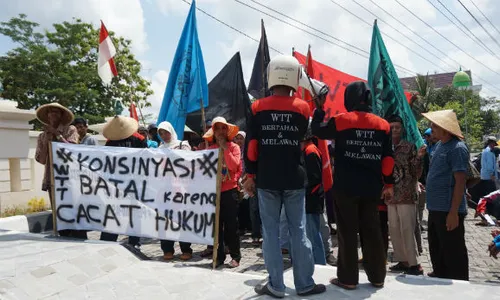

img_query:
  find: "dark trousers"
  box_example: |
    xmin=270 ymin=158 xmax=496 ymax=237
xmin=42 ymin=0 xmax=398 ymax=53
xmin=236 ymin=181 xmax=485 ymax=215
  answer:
xmin=359 ymin=210 xmax=388 ymax=256
xmin=325 ymin=188 xmax=336 ymax=224
xmin=333 ymin=190 xmax=386 ymax=285
xmin=238 ymin=197 xmax=252 ymax=232
xmin=100 ymin=232 xmax=140 ymax=246
xmin=48 ymin=189 xmax=87 ymax=239
xmin=249 ymin=196 xmax=262 ymax=239
xmin=428 ymin=211 xmax=469 ymax=281
xmin=217 ymin=189 xmax=241 ymax=263
xmin=379 ymin=210 xmax=388 ymax=256
xmin=160 ymin=240 xmax=192 ymax=254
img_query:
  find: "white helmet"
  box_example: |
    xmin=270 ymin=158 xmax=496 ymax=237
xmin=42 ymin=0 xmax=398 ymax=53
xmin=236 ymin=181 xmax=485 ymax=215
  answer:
xmin=267 ymin=55 xmax=300 ymax=91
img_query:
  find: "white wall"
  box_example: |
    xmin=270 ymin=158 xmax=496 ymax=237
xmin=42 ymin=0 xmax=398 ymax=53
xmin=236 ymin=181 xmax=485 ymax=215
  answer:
xmin=0 ymin=131 xmax=106 ymax=212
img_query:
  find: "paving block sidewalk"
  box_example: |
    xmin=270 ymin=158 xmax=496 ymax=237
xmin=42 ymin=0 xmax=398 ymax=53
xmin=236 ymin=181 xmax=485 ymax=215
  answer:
xmin=2 ymin=230 xmax=499 ymax=299
xmin=86 ymin=208 xmax=500 ymax=284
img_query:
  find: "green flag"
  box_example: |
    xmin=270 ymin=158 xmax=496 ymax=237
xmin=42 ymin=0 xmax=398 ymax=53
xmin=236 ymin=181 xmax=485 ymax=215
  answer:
xmin=368 ymin=20 xmax=424 ymax=148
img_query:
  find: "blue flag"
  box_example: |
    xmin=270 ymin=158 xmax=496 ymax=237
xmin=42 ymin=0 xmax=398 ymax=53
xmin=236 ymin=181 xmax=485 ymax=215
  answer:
xmin=157 ymin=0 xmax=208 ymax=140
xmin=368 ymin=20 xmax=424 ymax=149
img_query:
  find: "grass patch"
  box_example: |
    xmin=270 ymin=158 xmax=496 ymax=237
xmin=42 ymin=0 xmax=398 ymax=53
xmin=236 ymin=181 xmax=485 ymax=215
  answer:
xmin=0 ymin=197 xmax=49 ymax=218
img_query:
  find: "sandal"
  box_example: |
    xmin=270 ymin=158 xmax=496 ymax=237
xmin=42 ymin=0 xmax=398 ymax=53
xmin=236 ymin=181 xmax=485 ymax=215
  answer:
xmin=200 ymin=248 xmax=213 ymax=257
xmin=229 ymin=259 xmax=239 ymax=268
xmin=330 ymin=278 xmax=356 ymax=290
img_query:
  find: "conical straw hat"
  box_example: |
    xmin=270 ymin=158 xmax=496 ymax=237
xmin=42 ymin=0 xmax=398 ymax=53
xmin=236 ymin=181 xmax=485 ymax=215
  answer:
xmin=36 ymin=102 xmax=74 ymax=126
xmin=103 ymin=116 xmax=139 ymax=141
xmin=421 ymin=109 xmax=463 ymax=139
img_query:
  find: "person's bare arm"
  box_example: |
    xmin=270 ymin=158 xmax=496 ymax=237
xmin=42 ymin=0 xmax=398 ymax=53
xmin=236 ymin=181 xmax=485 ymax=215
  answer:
xmin=447 ymin=171 xmax=466 ymax=231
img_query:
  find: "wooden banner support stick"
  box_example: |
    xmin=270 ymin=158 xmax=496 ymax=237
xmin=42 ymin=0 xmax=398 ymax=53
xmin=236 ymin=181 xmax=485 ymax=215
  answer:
xmin=48 ymin=142 xmax=58 ymax=237
xmin=200 ymin=98 xmax=209 ymax=149
xmin=212 ymin=148 xmax=224 ymax=270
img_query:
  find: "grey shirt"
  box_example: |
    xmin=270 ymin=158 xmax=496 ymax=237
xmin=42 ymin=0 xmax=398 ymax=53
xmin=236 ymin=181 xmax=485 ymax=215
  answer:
xmin=80 ymin=134 xmax=98 ymax=146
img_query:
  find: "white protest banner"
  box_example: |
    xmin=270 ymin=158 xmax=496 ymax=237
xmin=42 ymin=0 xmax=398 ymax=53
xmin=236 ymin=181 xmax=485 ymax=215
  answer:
xmin=50 ymin=142 xmax=219 ymax=245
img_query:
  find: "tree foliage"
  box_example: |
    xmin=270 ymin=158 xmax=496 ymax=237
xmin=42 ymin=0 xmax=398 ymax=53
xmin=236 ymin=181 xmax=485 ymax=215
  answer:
xmin=0 ymin=14 xmax=153 ymax=126
xmin=412 ymin=81 xmax=500 ymax=151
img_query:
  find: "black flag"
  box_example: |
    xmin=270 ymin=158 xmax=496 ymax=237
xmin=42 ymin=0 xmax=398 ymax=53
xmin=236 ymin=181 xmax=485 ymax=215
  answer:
xmin=186 ymin=52 xmax=251 ymax=132
xmin=247 ymin=19 xmax=271 ymax=100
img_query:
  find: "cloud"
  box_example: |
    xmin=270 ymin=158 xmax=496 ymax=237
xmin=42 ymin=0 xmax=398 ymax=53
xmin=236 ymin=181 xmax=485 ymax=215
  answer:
xmin=142 ymin=69 xmax=169 ymax=120
xmin=0 ymin=0 xmax=148 ymax=55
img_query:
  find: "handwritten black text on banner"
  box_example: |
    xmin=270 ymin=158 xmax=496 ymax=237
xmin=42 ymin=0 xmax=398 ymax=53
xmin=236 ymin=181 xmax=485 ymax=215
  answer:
xmin=51 ymin=142 xmax=218 ymax=245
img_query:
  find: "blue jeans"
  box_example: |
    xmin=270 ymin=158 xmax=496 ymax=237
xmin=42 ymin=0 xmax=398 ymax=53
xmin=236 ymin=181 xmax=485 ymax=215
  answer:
xmin=249 ymin=196 xmax=262 ymax=239
xmin=280 ymin=210 xmax=326 ymax=265
xmin=258 ymin=189 xmax=316 ymax=294
xmin=279 ymin=206 xmax=289 ymax=250
xmin=306 ymin=214 xmax=327 ymax=265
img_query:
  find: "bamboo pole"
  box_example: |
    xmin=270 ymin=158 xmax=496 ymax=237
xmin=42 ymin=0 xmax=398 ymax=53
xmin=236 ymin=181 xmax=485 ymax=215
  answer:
xmin=200 ymin=98 xmax=209 ymax=149
xmin=48 ymin=142 xmax=58 ymax=237
xmin=212 ymin=149 xmax=224 ymax=269
xmin=260 ymin=19 xmax=266 ymax=98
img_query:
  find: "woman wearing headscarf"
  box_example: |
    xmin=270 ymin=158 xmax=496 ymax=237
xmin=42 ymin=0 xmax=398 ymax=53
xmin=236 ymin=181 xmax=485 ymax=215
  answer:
xmin=157 ymin=121 xmax=193 ymax=261
xmin=35 ymin=102 xmax=85 ymax=239
xmin=203 ymin=117 xmax=242 ymax=268
xmin=158 ymin=121 xmax=191 ymax=151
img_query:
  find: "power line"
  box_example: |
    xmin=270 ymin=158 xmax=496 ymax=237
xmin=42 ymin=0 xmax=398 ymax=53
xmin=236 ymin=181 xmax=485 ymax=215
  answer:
xmin=364 ymin=0 xmax=462 ymax=69
xmin=430 ymin=0 xmax=496 ymax=57
xmin=327 ymin=0 xmax=450 ymax=74
xmin=180 ymin=0 xmax=283 ymax=54
xmin=181 ymin=0 xmax=499 ymax=96
xmin=393 ymin=0 xmax=500 ymax=87
xmin=248 ymin=0 xmax=368 ymax=56
xmin=457 ymin=0 xmax=500 ymax=51
xmin=350 ymin=0 xmax=453 ymax=73
xmin=233 ymin=1 xmax=367 ymax=57
xmin=250 ymin=0 xmax=430 ymax=75
xmin=469 ymin=0 xmax=500 ymax=37
xmin=233 ymin=0 xmax=416 ymax=76
xmin=356 ymin=0 xmax=500 ymax=94
xmin=334 ymin=0 xmax=500 ymax=95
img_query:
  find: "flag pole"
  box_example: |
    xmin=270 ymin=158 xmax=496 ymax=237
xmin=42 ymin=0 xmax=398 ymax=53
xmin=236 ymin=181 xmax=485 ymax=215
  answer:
xmin=302 ymin=45 xmax=311 ymax=99
xmin=200 ymin=98 xmax=208 ymax=148
xmin=136 ymin=101 xmax=146 ymax=126
xmin=130 ymin=85 xmax=146 ymax=126
xmin=260 ymin=19 xmax=266 ymax=98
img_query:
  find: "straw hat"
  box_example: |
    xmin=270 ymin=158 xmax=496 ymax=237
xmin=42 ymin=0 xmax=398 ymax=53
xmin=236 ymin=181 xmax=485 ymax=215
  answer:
xmin=36 ymin=103 xmax=74 ymax=126
xmin=102 ymin=116 xmax=139 ymax=141
xmin=421 ymin=109 xmax=463 ymax=139
xmin=203 ymin=117 xmax=239 ymax=142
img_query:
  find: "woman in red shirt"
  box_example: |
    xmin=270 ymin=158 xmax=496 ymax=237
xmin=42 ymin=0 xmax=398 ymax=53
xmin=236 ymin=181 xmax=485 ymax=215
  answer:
xmin=203 ymin=117 xmax=242 ymax=268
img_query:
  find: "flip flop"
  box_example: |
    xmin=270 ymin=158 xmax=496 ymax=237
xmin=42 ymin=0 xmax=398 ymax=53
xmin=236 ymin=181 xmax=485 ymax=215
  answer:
xmin=330 ymin=278 xmax=356 ymax=290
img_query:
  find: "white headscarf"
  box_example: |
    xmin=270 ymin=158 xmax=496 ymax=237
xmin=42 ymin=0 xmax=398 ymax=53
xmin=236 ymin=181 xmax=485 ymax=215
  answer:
xmin=158 ymin=121 xmax=191 ymax=150
xmin=236 ymin=131 xmax=246 ymax=139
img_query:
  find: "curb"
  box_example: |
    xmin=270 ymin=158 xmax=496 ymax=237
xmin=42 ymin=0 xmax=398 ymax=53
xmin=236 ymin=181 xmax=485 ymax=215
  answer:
xmin=0 ymin=211 xmax=53 ymax=233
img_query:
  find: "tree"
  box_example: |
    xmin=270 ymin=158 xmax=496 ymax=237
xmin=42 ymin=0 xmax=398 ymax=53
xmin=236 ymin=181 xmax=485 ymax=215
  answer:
xmin=410 ymin=73 xmax=434 ymax=121
xmin=416 ymin=84 xmax=500 ymax=151
xmin=0 ymin=14 xmax=153 ymax=126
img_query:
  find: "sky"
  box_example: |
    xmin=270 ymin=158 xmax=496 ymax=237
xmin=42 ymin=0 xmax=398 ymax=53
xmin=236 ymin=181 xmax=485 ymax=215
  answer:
xmin=1 ymin=0 xmax=500 ymax=120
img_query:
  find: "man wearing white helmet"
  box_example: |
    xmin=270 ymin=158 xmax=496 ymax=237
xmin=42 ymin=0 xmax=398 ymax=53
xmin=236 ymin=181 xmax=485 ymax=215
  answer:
xmin=244 ymin=55 xmax=326 ymax=297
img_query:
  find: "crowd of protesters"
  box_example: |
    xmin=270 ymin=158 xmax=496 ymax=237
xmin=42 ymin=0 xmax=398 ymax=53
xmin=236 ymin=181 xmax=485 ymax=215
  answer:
xmin=35 ymin=54 xmax=500 ymax=298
